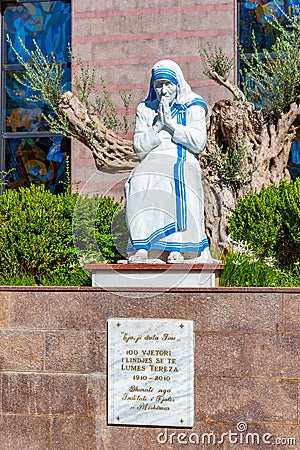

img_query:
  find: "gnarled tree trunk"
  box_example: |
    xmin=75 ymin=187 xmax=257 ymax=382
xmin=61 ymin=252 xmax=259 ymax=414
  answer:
xmin=202 ymin=93 xmax=300 ymax=252
xmin=59 ymin=91 xmax=138 ymax=172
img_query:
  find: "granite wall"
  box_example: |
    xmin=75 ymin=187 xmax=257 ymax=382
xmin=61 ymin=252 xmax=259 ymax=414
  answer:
xmin=1 ymin=286 xmax=300 ymax=449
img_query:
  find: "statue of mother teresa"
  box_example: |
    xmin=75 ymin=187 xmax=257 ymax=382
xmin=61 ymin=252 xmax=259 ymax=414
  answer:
xmin=125 ymin=59 xmax=213 ymax=264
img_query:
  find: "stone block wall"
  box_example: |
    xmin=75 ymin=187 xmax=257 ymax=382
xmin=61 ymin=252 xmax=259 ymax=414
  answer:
xmin=1 ymin=286 xmax=300 ymax=449
xmin=71 ymin=0 xmax=235 ymax=194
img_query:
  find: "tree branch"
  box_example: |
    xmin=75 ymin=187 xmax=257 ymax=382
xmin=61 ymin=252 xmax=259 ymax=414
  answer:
xmin=209 ymin=71 xmax=247 ymax=102
xmin=59 ymin=91 xmax=138 ymax=172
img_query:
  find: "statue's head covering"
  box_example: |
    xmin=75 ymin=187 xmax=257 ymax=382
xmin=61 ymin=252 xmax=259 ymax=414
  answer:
xmin=145 ymin=59 xmax=207 ymax=114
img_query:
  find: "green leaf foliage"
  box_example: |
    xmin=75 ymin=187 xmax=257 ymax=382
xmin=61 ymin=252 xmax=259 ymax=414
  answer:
xmin=73 ymin=194 xmax=125 ymax=265
xmin=220 ymin=247 xmax=300 ymax=287
xmin=7 ymin=37 xmax=132 ymax=137
xmin=203 ymin=139 xmax=251 ymax=193
xmin=0 ymin=185 xmax=123 ymax=285
xmin=199 ymin=42 xmax=234 ymax=80
xmin=229 ymin=179 xmax=300 ymax=266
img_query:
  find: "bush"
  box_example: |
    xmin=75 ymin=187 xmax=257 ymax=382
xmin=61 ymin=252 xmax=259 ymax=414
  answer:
xmin=73 ymin=194 xmax=125 ymax=264
xmin=0 ymin=185 xmax=122 ymax=285
xmin=220 ymin=240 xmax=300 ymax=287
xmin=229 ymin=179 xmax=300 ymax=267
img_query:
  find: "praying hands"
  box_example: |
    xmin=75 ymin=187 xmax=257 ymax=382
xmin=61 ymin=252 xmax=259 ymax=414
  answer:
xmin=157 ymin=98 xmax=175 ymax=135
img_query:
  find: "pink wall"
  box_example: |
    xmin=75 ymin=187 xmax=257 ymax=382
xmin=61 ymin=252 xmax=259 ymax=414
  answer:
xmin=1 ymin=286 xmax=300 ymax=449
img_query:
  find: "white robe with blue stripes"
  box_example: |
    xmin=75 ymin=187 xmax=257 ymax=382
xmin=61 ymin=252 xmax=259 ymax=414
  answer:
xmin=125 ymin=98 xmax=209 ymax=255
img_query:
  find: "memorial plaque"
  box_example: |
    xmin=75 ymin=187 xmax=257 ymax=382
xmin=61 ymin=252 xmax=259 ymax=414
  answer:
xmin=107 ymin=318 xmax=194 ymax=427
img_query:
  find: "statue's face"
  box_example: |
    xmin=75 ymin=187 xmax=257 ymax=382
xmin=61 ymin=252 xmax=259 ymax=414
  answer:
xmin=153 ymin=78 xmax=177 ymax=104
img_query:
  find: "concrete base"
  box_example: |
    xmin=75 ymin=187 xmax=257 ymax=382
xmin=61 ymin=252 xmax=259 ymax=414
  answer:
xmin=85 ymin=263 xmax=224 ymax=288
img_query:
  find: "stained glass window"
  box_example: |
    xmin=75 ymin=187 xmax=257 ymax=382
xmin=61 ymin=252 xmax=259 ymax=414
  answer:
xmin=239 ymin=0 xmax=300 ymax=53
xmin=4 ymin=68 xmax=71 ymax=133
xmin=1 ymin=0 xmax=71 ymax=192
xmin=238 ymin=0 xmax=300 ymax=179
xmin=5 ymin=136 xmax=69 ymax=193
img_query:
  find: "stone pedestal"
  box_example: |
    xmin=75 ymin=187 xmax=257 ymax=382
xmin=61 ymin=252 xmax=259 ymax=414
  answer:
xmin=85 ymin=263 xmax=224 ymax=288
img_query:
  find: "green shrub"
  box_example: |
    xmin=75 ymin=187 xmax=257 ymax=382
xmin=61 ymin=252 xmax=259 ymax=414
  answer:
xmin=73 ymin=194 xmax=125 ymax=264
xmin=0 ymin=273 xmax=37 ymax=286
xmin=277 ymin=179 xmax=300 ymax=265
xmin=229 ymin=179 xmax=300 ymax=267
xmin=0 ymin=185 xmax=85 ymax=285
xmin=220 ymin=241 xmax=300 ymax=287
xmin=95 ymin=197 xmax=127 ymax=261
xmin=0 ymin=184 xmax=122 ymax=285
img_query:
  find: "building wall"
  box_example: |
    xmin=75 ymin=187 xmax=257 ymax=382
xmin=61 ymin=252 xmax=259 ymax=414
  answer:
xmin=1 ymin=286 xmax=300 ymax=449
xmin=71 ymin=0 xmax=236 ymax=194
